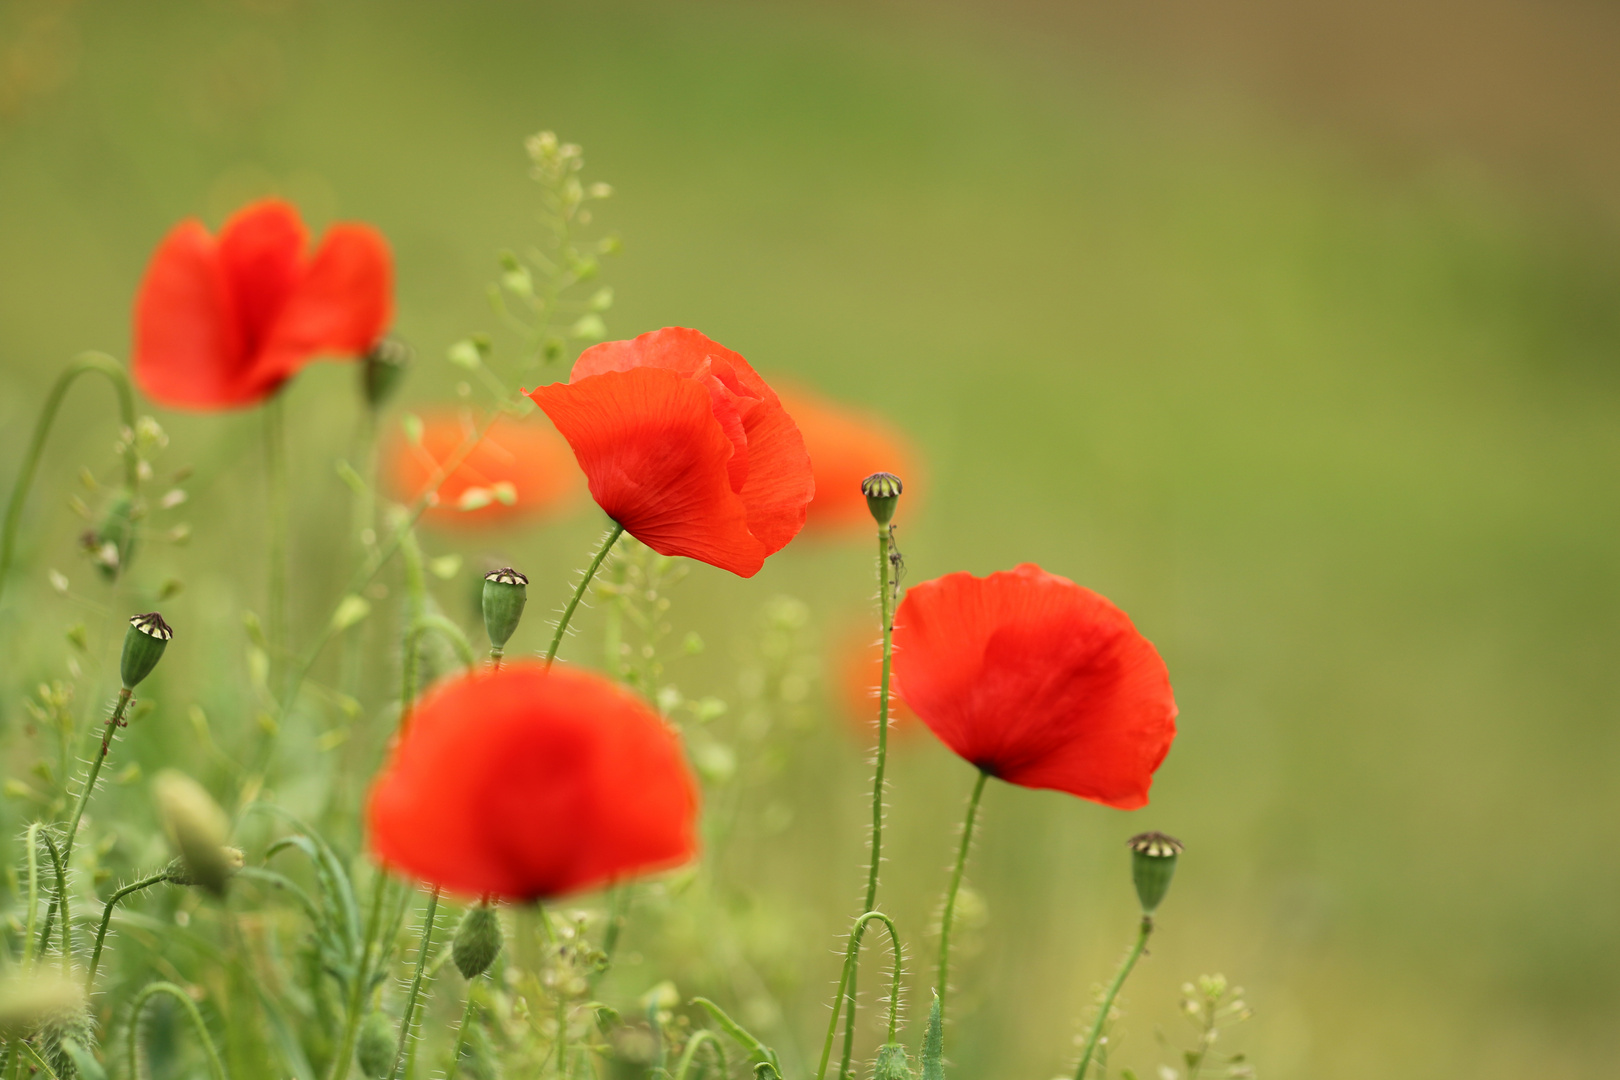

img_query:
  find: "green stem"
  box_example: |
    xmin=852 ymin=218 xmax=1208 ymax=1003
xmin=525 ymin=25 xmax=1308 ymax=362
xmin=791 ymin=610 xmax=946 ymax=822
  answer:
xmin=37 ymin=832 xmax=69 ymax=974
xmin=128 ymin=981 xmax=229 ymax=1080
xmin=39 ymin=687 xmax=131 ymax=952
xmin=936 ymin=770 xmax=989 ymax=1035
xmin=22 ymin=823 xmax=39 ymax=967
xmin=327 ymin=871 xmax=390 ymax=1080
xmin=14 ymin=1041 xmax=59 ymax=1080
xmin=388 ymin=888 xmax=441 ymax=1080
xmin=400 ymin=614 xmax=480 ymax=721
xmin=86 ymin=869 xmax=172 ymax=990
xmin=0 ymin=353 xmax=138 ymax=609
xmin=1073 ymin=917 xmax=1154 ymax=1080
xmin=444 ymin=985 xmax=480 ymax=1080
xmin=816 ymin=911 xmax=903 ymax=1080
xmin=544 ymin=523 xmax=625 ymax=668
xmin=265 ymin=394 xmax=290 ymax=696
xmin=673 ymin=1031 xmax=726 ymax=1080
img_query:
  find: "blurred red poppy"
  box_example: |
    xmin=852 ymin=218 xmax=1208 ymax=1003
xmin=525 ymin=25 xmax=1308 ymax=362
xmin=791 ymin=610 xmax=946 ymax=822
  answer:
xmin=529 ymin=327 xmax=813 ymax=577
xmin=133 ymin=199 xmax=392 ymax=409
xmin=386 ymin=412 xmax=580 ymax=527
xmin=834 ymin=625 xmax=918 ymax=736
xmin=366 ymin=662 xmax=699 ymax=901
xmin=892 ymin=563 xmax=1176 ymax=809
xmin=780 ymin=387 xmax=918 ymax=532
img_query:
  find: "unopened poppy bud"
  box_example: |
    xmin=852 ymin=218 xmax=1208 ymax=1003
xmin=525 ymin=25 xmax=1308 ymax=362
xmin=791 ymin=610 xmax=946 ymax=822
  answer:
xmin=362 ymin=335 xmax=412 ymax=409
xmin=356 ymin=1010 xmax=396 ymax=1079
xmin=0 ymin=971 xmax=83 ymax=1037
xmin=874 ymin=1043 xmax=916 ymax=1080
xmin=86 ymin=486 xmax=138 ymax=580
xmin=1128 ymin=831 xmax=1183 ymax=914
xmin=861 ymin=472 xmax=903 ymax=527
xmin=120 ymin=612 xmax=173 ymax=689
xmin=452 ymin=904 xmax=504 ymax=978
xmin=482 ymin=568 xmax=528 ymax=650
xmin=153 ymin=770 xmax=233 ymax=897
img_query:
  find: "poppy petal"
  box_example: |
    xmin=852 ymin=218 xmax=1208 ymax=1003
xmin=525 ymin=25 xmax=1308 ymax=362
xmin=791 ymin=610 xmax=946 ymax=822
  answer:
xmin=254 ymin=223 xmax=393 ymax=388
xmin=132 ymin=221 xmax=256 ymax=409
xmin=217 ymin=200 xmax=306 ymax=358
xmin=733 ymin=392 xmax=814 ymax=554
xmin=532 ymin=367 xmax=768 ymax=576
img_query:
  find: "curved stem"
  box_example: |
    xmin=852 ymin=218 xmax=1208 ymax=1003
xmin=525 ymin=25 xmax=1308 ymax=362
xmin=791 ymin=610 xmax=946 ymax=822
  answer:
xmin=400 ymin=614 xmax=480 ymax=727
xmin=0 ymin=353 xmax=138 ymax=609
xmin=128 ymin=981 xmax=229 ymax=1080
xmin=673 ymin=1031 xmax=726 ymax=1080
xmin=544 ymin=522 xmax=624 ymax=668
xmin=1073 ymin=917 xmax=1154 ymax=1080
xmin=388 ymin=887 xmax=441 ymax=1080
xmin=816 ymin=911 xmax=903 ymax=1080
xmin=37 ymin=832 xmax=70 ymax=973
xmin=935 ymin=770 xmax=989 ymax=1036
xmin=86 ymin=869 xmax=172 ymax=990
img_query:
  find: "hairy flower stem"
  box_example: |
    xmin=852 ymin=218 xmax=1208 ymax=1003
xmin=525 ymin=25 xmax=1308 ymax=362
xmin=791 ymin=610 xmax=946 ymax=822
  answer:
xmin=39 ymin=687 xmax=133 ymax=951
xmin=38 ymin=833 xmax=69 ymax=973
xmin=85 ymin=869 xmax=171 ymax=989
xmin=1073 ymin=917 xmax=1154 ymax=1080
xmin=817 ymin=911 xmax=904 ymax=1080
xmin=327 ymin=871 xmax=390 ymax=1080
xmin=544 ymin=522 xmax=625 ymax=668
xmin=389 ymin=887 xmax=441 ymax=1080
xmin=444 ymin=986 xmax=480 ymax=1080
xmin=265 ymin=394 xmax=290 ymax=693
xmin=936 ymin=769 xmax=990 ymax=1036
xmin=836 ymin=524 xmax=899 ymax=1076
xmin=128 ymin=981 xmax=229 ymax=1080
xmin=0 ymin=352 xmax=138 ymax=609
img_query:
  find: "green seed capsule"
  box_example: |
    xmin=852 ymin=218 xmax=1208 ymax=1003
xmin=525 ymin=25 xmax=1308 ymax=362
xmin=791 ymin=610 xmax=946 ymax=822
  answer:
xmin=860 ymin=472 xmax=903 ymax=527
xmin=361 ymin=336 xmax=412 ymax=409
xmin=1128 ymin=831 xmax=1183 ymax=914
xmin=482 ymin=568 xmax=528 ymax=651
xmin=120 ymin=612 xmax=172 ymax=690
xmin=356 ymin=1010 xmax=396 ymax=1079
xmin=452 ymin=904 xmax=504 ymax=979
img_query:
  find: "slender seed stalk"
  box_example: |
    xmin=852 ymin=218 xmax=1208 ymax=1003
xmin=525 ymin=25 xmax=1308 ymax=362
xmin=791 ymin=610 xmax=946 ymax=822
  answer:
xmin=936 ymin=770 xmax=990 ymax=1029
xmin=544 ymin=522 xmax=625 ymax=668
xmin=1073 ymin=917 xmax=1154 ymax=1080
xmin=39 ymin=687 xmax=133 ymax=950
xmin=837 ymin=524 xmax=898 ymax=1077
xmin=0 ymin=353 xmax=138 ymax=609
xmin=388 ymin=887 xmax=441 ymax=1080
xmin=86 ymin=869 xmax=171 ymax=989
xmin=265 ymin=394 xmax=290 ymax=694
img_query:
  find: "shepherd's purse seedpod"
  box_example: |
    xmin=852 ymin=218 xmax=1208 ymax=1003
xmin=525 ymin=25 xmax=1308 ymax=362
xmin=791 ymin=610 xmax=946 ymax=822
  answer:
xmin=1128 ymin=831 xmax=1183 ymax=914
xmin=120 ymin=611 xmax=172 ymax=689
xmin=482 ymin=568 xmax=528 ymax=651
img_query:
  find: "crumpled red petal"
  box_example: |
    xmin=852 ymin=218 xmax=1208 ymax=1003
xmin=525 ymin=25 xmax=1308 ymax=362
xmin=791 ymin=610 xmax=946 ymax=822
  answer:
xmin=892 ymin=563 xmax=1177 ymax=809
xmin=253 ymin=223 xmax=393 ymax=390
xmin=133 ymin=222 xmax=254 ymax=408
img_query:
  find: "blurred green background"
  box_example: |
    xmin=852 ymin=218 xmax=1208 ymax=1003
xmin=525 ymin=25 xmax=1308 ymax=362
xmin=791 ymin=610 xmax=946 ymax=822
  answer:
xmin=3 ymin=1 xmax=1619 ymax=1078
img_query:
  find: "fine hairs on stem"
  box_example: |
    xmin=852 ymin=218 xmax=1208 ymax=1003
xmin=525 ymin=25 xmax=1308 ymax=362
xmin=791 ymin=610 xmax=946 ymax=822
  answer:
xmin=544 ymin=521 xmax=625 ymax=667
xmin=935 ymin=769 xmax=990 ymax=1037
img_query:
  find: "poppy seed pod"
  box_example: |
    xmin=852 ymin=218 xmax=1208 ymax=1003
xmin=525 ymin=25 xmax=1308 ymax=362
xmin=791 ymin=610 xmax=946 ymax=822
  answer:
xmin=120 ymin=612 xmax=173 ymax=689
xmin=362 ymin=335 xmax=412 ymax=409
xmin=356 ymin=1010 xmax=396 ymax=1079
xmin=1128 ymin=831 xmax=1183 ymax=914
xmin=452 ymin=904 xmax=504 ymax=978
xmin=861 ymin=472 xmax=903 ymax=527
xmin=482 ymin=568 xmax=528 ymax=650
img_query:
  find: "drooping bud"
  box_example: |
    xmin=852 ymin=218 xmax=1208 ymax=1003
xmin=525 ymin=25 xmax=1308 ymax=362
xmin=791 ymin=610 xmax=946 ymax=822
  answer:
xmin=452 ymin=904 xmax=504 ymax=978
xmin=361 ymin=336 xmax=412 ymax=409
xmin=482 ymin=568 xmax=528 ymax=651
xmin=0 ymin=970 xmax=83 ymax=1037
xmin=120 ymin=612 xmax=173 ymax=689
xmin=85 ymin=486 xmax=139 ymax=581
xmin=874 ymin=1042 xmax=916 ymax=1080
xmin=153 ymin=770 xmax=233 ymax=897
xmin=356 ymin=1010 xmax=396 ymax=1079
xmin=861 ymin=472 xmax=903 ymax=527
xmin=1128 ymin=831 xmax=1183 ymax=914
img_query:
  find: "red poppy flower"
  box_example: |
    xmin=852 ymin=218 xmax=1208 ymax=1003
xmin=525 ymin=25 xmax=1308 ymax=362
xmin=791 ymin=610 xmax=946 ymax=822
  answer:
xmin=834 ymin=625 xmax=917 ymax=736
xmin=366 ymin=662 xmax=699 ymax=901
xmin=891 ymin=563 xmax=1176 ymax=809
xmin=385 ymin=412 xmax=581 ymax=527
xmin=779 ymin=387 xmax=919 ymax=532
xmin=133 ymin=199 xmax=392 ymax=409
xmin=528 ymin=327 xmax=813 ymax=577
